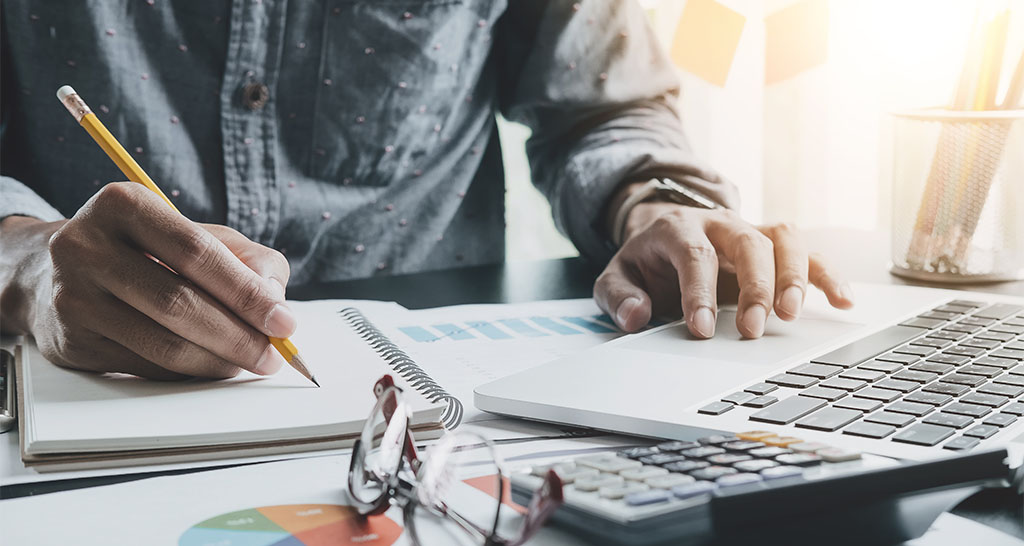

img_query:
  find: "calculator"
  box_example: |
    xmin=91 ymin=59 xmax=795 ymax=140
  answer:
xmin=510 ymin=431 xmax=1011 ymax=545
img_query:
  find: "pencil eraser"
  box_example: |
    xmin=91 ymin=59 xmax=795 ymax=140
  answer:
xmin=56 ymin=85 xmax=77 ymax=101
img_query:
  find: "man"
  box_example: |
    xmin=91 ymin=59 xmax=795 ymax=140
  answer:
xmin=0 ymin=1 xmax=852 ymax=380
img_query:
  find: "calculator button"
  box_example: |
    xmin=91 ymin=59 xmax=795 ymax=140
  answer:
xmin=644 ymin=474 xmax=695 ymax=489
xmin=732 ymin=459 xmax=779 ymax=473
xmin=892 ymin=423 xmax=954 ymax=446
xmin=681 ymin=447 xmax=726 ymax=459
xmin=748 ymin=446 xmax=792 ymax=458
xmin=618 ymin=447 xmax=660 ymax=459
xmin=722 ymin=392 xmax=756 ymax=405
xmin=982 ymin=413 xmax=1018 ymax=427
xmin=943 ymin=437 xmax=981 ymax=451
xmin=624 ymin=489 xmax=672 ymax=506
xmin=697 ymin=435 xmax=738 ymax=445
xmin=639 ymin=454 xmax=688 ymax=466
xmin=842 ymin=422 xmax=896 ymax=439
xmin=760 ymin=466 xmax=804 ymax=480
xmin=663 ymin=460 xmax=709 ymax=473
xmin=671 ymin=481 xmax=717 ymax=500
xmin=599 ymin=482 xmax=650 ymax=500
xmin=736 ymin=431 xmax=778 ymax=441
xmin=863 ymin=411 xmax=915 ymax=427
xmin=787 ymin=442 xmax=828 ymax=453
xmin=743 ymin=396 xmax=778 ymax=408
xmin=620 ymin=466 xmax=669 ymax=481
xmin=774 ymin=454 xmax=821 ymax=467
xmin=576 ymin=455 xmax=642 ymax=473
xmin=697 ymin=401 xmax=734 ymax=415
xmin=761 ymin=436 xmax=803 ymax=447
xmin=554 ymin=468 xmax=600 ymax=484
xmin=706 ymin=454 xmax=752 ymax=466
xmin=531 ymin=462 xmax=575 ymax=478
xmin=715 ymin=473 xmax=763 ymax=491
xmin=749 ymin=396 xmax=826 ymax=425
xmin=832 ymin=397 xmax=883 ymax=413
xmin=817 ymin=448 xmax=862 ymax=462
xmin=922 ymin=413 xmax=974 ymax=429
xmin=689 ymin=466 xmax=738 ymax=481
xmin=720 ymin=441 xmax=766 ymax=452
xmin=574 ymin=474 xmax=624 ymax=492
xmin=744 ymin=382 xmax=778 ymax=396
xmin=655 ymin=441 xmax=700 ymax=452
xmin=963 ymin=425 xmax=999 ymax=439
xmin=795 ymin=407 xmax=861 ymax=432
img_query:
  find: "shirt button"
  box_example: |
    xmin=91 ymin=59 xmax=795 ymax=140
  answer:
xmin=241 ymin=82 xmax=269 ymax=111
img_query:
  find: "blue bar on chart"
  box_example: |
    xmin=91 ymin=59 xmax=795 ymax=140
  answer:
xmin=592 ymin=314 xmax=616 ymax=329
xmin=530 ymin=317 xmax=582 ymax=335
xmin=399 ymin=326 xmax=440 ymax=343
xmin=467 ymin=320 xmax=514 ymax=340
xmin=561 ymin=316 xmax=615 ymax=334
xmin=432 ymin=323 xmax=476 ymax=340
xmin=498 ymin=318 xmax=550 ymax=337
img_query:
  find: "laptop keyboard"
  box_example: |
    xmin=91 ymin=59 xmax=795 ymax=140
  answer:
xmin=697 ymin=300 xmax=1024 ymax=451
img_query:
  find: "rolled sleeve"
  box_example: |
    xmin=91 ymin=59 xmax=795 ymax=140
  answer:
xmin=497 ymin=0 xmax=739 ymax=264
xmin=0 ymin=176 xmax=65 ymax=222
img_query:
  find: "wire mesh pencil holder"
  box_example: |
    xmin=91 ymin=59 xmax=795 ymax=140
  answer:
xmin=890 ymin=109 xmax=1024 ymax=283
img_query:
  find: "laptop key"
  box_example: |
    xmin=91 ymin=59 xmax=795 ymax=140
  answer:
xmin=958 ymin=365 xmax=1002 ymax=378
xmin=722 ymin=392 xmax=756 ymax=405
xmin=960 ymin=392 xmax=1009 ymax=408
xmin=943 ymin=402 xmax=991 ymax=418
xmin=973 ymin=303 xmax=1024 ymax=320
xmin=974 ymin=331 xmax=1015 ymax=343
xmin=875 ymin=379 xmax=920 ymax=393
xmin=922 ymin=381 xmax=970 ymax=396
xmin=910 ymin=361 xmax=954 ymax=374
xmin=819 ymin=377 xmax=867 ymax=391
xmin=991 ymin=349 xmax=1024 ymax=361
xmin=944 ymin=324 xmax=982 ymax=334
xmin=833 ymin=397 xmax=883 ymax=412
xmin=912 ymin=337 xmax=953 ymax=349
xmin=892 ymin=423 xmax=955 ymax=446
xmin=843 ymin=421 xmax=897 ymax=439
xmin=990 ymin=324 xmax=1024 ymax=335
xmin=922 ymin=412 xmax=974 ymax=429
xmin=943 ymin=436 xmax=980 ymax=451
xmin=859 ymin=360 xmax=903 ymax=373
xmin=810 ymin=325 xmax=922 ymax=368
xmin=899 ymin=317 xmax=945 ymax=329
xmin=1007 ymin=341 xmax=1024 ymax=351
xmin=928 ymin=354 xmax=970 ymax=366
xmin=853 ymin=387 xmax=901 ymax=402
xmin=903 ymin=391 xmax=953 ymax=406
xmin=885 ymin=401 xmax=934 ymax=417
xmin=945 ymin=346 xmax=985 ymax=358
xmin=876 ymin=352 xmax=919 ymax=365
xmin=983 ymin=413 xmax=1017 ymax=427
xmin=698 ymin=401 xmax=734 ymax=415
xmin=932 ymin=330 xmax=968 ymax=340
xmin=940 ymin=374 xmax=986 ymax=387
xmin=788 ymin=363 xmax=843 ymax=379
xmin=993 ymin=374 xmax=1024 ymax=387
xmin=933 ymin=304 xmax=971 ymax=314
xmin=749 ymin=396 xmax=826 ymax=425
xmin=744 ymin=382 xmax=778 ymax=396
xmin=894 ymin=344 xmax=937 ymax=357
xmin=947 ymin=300 xmax=986 ymax=308
xmin=864 ymin=411 xmax=915 ymax=427
xmin=743 ymin=396 xmax=778 ymax=408
xmin=766 ymin=373 xmax=818 ymax=388
xmin=974 ymin=356 xmax=1017 ymax=369
xmin=892 ymin=370 xmax=937 ymax=383
xmin=1001 ymin=402 xmax=1024 ymax=416
xmin=840 ymin=368 xmax=885 ymax=382
xmin=1010 ymin=364 xmax=1024 ymax=375
xmin=959 ymin=338 xmax=1000 ymax=350
xmin=963 ymin=425 xmax=999 ymax=439
xmin=795 ymin=407 xmax=861 ymax=431
xmin=799 ymin=387 xmax=847 ymax=401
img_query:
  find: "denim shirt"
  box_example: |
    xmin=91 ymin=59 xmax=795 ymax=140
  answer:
xmin=1 ymin=0 xmax=736 ymax=285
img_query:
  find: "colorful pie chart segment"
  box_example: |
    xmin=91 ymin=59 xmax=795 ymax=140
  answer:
xmin=178 ymin=504 xmax=402 ymax=546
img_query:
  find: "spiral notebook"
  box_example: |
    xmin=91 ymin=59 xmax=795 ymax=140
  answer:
xmin=17 ymin=302 xmax=461 ymax=472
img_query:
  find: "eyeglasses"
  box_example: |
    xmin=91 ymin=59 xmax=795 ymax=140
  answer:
xmin=348 ymin=375 xmax=564 ymax=546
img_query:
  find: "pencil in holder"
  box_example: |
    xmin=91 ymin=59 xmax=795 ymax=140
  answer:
xmin=891 ymin=109 xmax=1024 ymax=282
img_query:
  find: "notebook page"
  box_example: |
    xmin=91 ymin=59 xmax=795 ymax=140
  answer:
xmin=24 ymin=300 xmax=442 ymax=454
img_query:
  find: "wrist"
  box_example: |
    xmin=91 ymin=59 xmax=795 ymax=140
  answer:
xmin=0 ymin=216 xmax=63 ymax=334
xmin=606 ymin=178 xmax=723 ymax=246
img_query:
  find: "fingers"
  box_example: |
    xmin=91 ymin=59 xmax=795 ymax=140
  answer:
xmin=88 ymin=183 xmax=294 ymax=338
xmin=203 ymin=224 xmax=291 ymax=298
xmin=706 ymin=216 xmax=775 ymax=339
xmin=759 ymin=224 xmax=808 ymax=321
xmin=658 ymin=224 xmax=719 ymax=339
xmin=97 ymin=246 xmax=285 ymax=375
xmin=593 ymin=261 xmax=652 ymax=332
xmin=809 ymin=252 xmax=855 ymax=309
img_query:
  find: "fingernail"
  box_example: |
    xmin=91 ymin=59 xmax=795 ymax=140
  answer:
xmin=691 ymin=307 xmax=716 ymax=338
xmin=254 ymin=343 xmax=285 ymax=375
xmin=616 ymin=297 xmax=641 ymax=329
xmin=778 ymin=286 xmax=803 ymax=318
xmin=265 ymin=303 xmax=297 ymax=337
xmin=839 ymin=282 xmax=854 ymax=302
xmin=740 ymin=306 xmax=767 ymax=338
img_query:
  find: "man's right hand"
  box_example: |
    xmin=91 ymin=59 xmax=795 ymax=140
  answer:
xmin=0 ymin=182 xmax=295 ymax=380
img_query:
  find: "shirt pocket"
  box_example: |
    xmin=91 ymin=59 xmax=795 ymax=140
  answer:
xmin=307 ymin=0 xmax=490 ymax=187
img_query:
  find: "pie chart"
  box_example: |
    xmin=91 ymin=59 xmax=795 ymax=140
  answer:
xmin=178 ymin=504 xmax=403 ymax=546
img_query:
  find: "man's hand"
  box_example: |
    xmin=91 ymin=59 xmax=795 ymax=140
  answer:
xmin=595 ymin=185 xmax=853 ymax=339
xmin=0 ymin=182 xmax=295 ymax=379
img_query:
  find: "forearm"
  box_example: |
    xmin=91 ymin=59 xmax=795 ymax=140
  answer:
xmin=0 ymin=216 xmax=62 ymax=334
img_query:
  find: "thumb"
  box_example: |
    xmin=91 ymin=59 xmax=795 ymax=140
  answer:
xmin=594 ymin=262 xmax=651 ymax=332
xmin=202 ymin=224 xmax=290 ymax=299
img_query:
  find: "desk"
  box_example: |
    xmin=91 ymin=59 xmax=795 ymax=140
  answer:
xmin=2 ymin=229 xmax=1022 ymax=539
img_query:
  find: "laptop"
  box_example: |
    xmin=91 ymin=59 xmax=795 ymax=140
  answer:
xmin=475 ymin=282 xmax=1024 ymax=465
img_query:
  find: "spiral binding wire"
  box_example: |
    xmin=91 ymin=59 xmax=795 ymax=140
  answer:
xmin=339 ymin=308 xmax=463 ymax=429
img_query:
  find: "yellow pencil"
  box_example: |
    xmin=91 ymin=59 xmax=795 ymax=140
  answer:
xmin=56 ymin=85 xmax=319 ymax=387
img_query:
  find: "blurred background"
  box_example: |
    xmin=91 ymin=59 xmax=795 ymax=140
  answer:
xmin=502 ymin=0 xmax=1024 ymax=262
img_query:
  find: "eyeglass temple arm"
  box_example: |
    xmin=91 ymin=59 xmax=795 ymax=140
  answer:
xmin=438 ymin=470 xmax=564 ymax=546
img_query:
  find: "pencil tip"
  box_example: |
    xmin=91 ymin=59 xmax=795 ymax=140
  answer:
xmin=311 ymin=376 xmax=321 ymax=388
